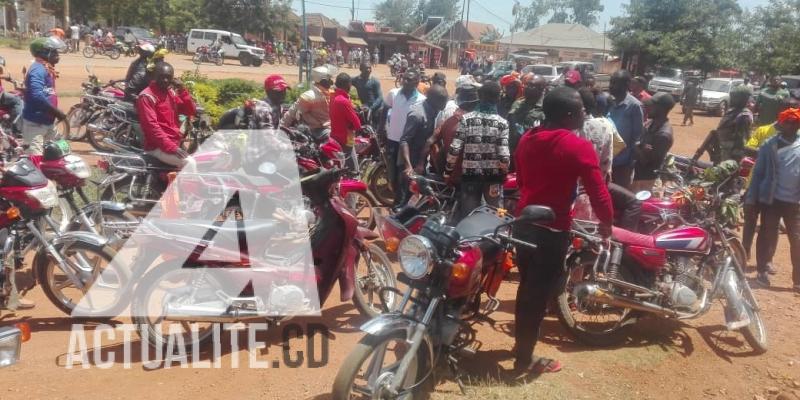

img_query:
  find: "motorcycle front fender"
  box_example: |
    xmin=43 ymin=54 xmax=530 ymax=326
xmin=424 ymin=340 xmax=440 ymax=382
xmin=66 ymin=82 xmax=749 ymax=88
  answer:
xmin=360 ymin=312 xmax=435 ymax=364
xmin=33 ymin=231 xmax=109 ymax=284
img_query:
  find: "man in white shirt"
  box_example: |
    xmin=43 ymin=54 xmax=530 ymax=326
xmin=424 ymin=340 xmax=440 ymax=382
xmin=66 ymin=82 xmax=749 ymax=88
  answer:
xmin=384 ymin=70 xmax=425 ymax=208
xmin=70 ymin=24 xmax=80 ymax=51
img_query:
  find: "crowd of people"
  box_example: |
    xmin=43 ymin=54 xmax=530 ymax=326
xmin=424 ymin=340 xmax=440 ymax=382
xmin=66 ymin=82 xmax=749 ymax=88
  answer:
xmin=15 ymin=31 xmax=800 ymax=376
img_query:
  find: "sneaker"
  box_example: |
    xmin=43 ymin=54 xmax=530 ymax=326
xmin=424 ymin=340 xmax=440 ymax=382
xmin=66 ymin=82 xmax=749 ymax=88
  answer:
xmin=16 ymin=298 xmax=35 ymax=310
xmin=755 ymin=272 xmax=771 ymax=287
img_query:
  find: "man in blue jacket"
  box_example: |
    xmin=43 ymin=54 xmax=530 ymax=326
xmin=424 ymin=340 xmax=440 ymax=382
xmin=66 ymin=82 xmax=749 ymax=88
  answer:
xmin=746 ymin=107 xmax=800 ymax=292
xmin=22 ymin=37 xmax=67 ymax=154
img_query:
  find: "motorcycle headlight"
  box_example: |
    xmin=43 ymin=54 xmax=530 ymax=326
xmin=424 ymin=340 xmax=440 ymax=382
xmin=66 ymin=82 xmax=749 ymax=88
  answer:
xmin=0 ymin=326 xmax=22 ymax=368
xmin=398 ymin=235 xmax=434 ymax=280
xmin=64 ymin=155 xmax=91 ymax=179
xmin=27 ymin=181 xmax=59 ymax=209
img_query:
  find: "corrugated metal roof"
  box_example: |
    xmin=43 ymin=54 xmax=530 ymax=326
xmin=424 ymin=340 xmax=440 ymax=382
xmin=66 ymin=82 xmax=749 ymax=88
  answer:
xmin=341 ymin=36 xmax=368 ymax=46
xmin=497 ymin=23 xmax=607 ymax=51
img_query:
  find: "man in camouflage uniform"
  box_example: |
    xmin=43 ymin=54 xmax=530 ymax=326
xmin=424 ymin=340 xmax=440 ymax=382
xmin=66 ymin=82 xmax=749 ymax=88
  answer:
xmin=695 ymin=86 xmax=753 ymax=164
xmin=507 ymin=73 xmax=546 ymax=170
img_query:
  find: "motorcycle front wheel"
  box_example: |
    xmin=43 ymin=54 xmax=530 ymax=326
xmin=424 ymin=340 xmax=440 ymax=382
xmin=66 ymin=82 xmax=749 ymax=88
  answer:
xmin=353 ymin=244 xmax=397 ymax=318
xmin=738 ymin=279 xmax=768 ymax=354
xmin=332 ymin=331 xmax=429 ymax=400
xmin=108 ymin=48 xmax=121 ymax=60
xmin=192 ymin=53 xmax=202 ymax=64
xmin=37 ymin=240 xmax=129 ymax=317
xmin=83 ymin=46 xmax=95 ymax=58
xmin=555 ymin=256 xmax=631 ymax=347
xmin=63 ymin=105 xmax=89 ymax=141
xmin=344 ymin=191 xmax=377 ymax=230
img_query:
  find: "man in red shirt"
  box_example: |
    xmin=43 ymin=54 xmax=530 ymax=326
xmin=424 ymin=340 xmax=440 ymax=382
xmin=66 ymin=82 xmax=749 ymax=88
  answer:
xmin=137 ymin=62 xmax=196 ymax=170
xmin=512 ymin=86 xmax=613 ymax=376
xmin=330 ymin=72 xmax=362 ymax=172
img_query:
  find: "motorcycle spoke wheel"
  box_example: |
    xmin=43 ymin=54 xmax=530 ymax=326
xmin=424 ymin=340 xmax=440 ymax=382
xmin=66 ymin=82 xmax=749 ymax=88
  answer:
xmin=353 ymin=244 xmax=397 ymax=318
xmin=332 ymin=332 xmax=422 ymax=400
xmin=132 ymin=264 xmax=218 ymax=350
xmin=345 ymin=192 xmax=376 ymax=230
xmin=734 ymin=277 xmax=768 ymax=353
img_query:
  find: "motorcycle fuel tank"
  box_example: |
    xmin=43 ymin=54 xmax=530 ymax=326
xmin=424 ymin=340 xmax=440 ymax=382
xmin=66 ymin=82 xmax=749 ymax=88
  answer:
xmin=655 ymin=226 xmax=711 ymax=254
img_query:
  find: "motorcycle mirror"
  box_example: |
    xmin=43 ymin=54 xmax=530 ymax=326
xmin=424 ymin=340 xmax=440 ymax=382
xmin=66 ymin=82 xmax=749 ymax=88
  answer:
xmin=258 ymin=162 xmax=277 ymax=175
xmin=635 ymin=191 xmax=652 ymax=201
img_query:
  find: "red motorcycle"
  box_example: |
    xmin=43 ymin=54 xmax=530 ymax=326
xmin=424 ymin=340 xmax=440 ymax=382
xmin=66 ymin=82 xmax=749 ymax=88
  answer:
xmin=192 ymin=45 xmax=224 ymax=66
xmin=130 ymin=168 xmax=397 ymax=350
xmin=83 ymin=39 xmax=121 ymax=59
xmin=557 ymin=171 xmax=766 ymax=353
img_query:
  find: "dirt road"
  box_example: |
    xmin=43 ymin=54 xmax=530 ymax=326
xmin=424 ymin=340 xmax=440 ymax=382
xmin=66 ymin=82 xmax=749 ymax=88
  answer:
xmin=0 ymin=47 xmax=798 ymax=400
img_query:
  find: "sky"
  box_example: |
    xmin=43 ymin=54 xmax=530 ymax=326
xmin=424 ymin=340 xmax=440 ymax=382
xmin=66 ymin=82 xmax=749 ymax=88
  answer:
xmin=290 ymin=0 xmax=772 ymax=35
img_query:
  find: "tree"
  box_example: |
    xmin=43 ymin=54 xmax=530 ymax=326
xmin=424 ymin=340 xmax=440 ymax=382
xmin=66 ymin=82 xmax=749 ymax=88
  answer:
xmin=608 ymin=0 xmax=741 ymax=75
xmin=375 ymin=0 xmax=419 ymax=33
xmin=512 ymin=0 xmax=603 ymax=32
xmin=421 ymin=0 xmax=460 ymax=22
xmin=480 ymin=27 xmax=503 ymax=43
xmin=733 ymin=0 xmax=800 ymax=75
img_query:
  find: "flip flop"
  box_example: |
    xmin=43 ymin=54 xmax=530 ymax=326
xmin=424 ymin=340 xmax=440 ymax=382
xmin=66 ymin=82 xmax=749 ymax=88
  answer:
xmin=530 ymin=357 xmax=562 ymax=374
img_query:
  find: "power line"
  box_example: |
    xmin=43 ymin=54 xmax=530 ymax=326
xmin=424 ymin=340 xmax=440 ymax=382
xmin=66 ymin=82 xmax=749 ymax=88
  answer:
xmin=471 ymin=0 xmax=513 ymax=26
xmin=296 ymin=0 xmax=375 ymax=11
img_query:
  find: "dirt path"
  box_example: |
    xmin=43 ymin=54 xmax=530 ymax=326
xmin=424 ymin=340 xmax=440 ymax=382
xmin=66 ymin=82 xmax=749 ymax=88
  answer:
xmin=0 ymin=47 xmax=798 ymax=400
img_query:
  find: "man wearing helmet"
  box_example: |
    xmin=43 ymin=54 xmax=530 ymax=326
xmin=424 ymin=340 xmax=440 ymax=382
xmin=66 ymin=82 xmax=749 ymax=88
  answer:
xmin=124 ymin=43 xmax=157 ymax=100
xmin=22 ymin=37 xmax=67 ymax=154
xmin=282 ymin=65 xmax=333 ymax=132
xmin=253 ymin=74 xmax=289 ymax=129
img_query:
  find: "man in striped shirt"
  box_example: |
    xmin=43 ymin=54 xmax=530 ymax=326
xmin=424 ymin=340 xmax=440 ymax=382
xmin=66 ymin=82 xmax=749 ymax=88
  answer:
xmin=444 ymin=81 xmax=510 ymax=222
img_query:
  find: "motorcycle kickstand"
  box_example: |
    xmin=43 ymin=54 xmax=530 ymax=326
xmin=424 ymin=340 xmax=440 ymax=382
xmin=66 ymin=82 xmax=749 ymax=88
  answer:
xmin=447 ymin=354 xmax=467 ymax=395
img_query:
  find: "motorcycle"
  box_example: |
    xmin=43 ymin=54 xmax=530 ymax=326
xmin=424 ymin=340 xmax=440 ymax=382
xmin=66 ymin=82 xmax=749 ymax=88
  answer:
xmin=83 ymin=39 xmax=121 ymax=60
xmin=130 ymin=168 xmax=397 ymax=350
xmin=556 ymin=170 xmax=766 ymax=353
xmin=60 ymin=66 xmax=126 ymax=141
xmin=0 ymin=158 xmax=126 ymax=317
xmin=0 ymin=73 xmax=25 ymax=136
xmin=332 ymin=205 xmax=556 ymax=398
xmin=192 ymin=45 xmax=224 ymax=66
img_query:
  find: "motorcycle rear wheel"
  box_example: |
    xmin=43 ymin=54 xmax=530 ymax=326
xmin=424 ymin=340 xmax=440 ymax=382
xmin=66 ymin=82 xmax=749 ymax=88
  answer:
xmin=352 ymin=244 xmax=397 ymax=318
xmin=556 ymin=257 xmax=631 ymax=347
xmin=332 ymin=331 xmax=429 ymax=400
xmin=83 ymin=47 xmax=95 ymax=58
xmin=215 ymin=56 xmax=224 ymax=66
xmin=63 ymin=105 xmax=89 ymax=141
xmin=37 ymin=240 xmax=128 ymax=317
xmin=108 ymin=48 xmax=121 ymax=60
xmin=192 ymin=54 xmax=202 ymax=64
xmin=132 ymin=260 xmax=219 ymax=351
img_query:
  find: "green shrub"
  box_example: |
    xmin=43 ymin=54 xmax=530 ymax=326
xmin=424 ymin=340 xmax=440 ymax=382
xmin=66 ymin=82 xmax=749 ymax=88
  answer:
xmin=186 ymin=81 xmax=225 ymax=125
xmin=213 ymin=78 xmax=262 ymax=105
xmin=285 ymin=82 xmax=310 ymax=104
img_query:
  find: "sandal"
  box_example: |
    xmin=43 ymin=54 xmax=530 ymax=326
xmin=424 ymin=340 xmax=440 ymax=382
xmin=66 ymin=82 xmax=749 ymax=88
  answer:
xmin=513 ymin=356 xmax=562 ymax=379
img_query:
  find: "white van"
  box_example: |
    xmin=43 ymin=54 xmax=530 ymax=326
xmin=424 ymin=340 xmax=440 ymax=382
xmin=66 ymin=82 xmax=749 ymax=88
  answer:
xmin=187 ymin=29 xmax=265 ymax=67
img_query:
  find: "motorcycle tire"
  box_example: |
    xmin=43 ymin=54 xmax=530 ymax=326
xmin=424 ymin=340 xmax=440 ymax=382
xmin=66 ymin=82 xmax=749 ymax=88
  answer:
xmin=555 ymin=256 xmax=631 ymax=347
xmin=367 ymin=163 xmax=394 ymax=207
xmin=64 ymin=105 xmax=89 ymax=141
xmin=86 ymin=121 xmax=115 ymax=152
xmin=82 ymin=46 xmax=95 ymax=58
xmin=36 ymin=240 xmax=129 ymax=317
xmin=108 ymin=48 xmax=121 ymax=60
xmin=352 ymin=244 xmax=397 ymax=319
xmin=253 ymin=59 xmax=264 ymax=67
xmin=192 ymin=54 xmax=203 ymax=65
xmin=344 ymin=190 xmax=377 ymax=230
xmin=215 ymin=56 xmax=224 ymax=66
xmin=131 ymin=259 xmax=220 ymax=351
xmin=67 ymin=208 xmax=139 ymax=251
xmin=738 ymin=278 xmax=768 ymax=354
xmin=331 ymin=331 xmax=431 ymax=400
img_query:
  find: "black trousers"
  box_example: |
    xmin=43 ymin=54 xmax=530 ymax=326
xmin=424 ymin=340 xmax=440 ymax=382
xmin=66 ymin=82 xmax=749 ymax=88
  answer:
xmin=385 ymin=140 xmax=408 ymax=208
xmin=612 ymin=165 xmax=634 ymax=190
xmin=513 ymin=225 xmax=570 ymax=369
xmin=608 ymin=182 xmax=641 ymax=231
xmin=454 ymin=181 xmax=501 ymax=223
xmin=742 ymin=203 xmax=776 ymax=262
xmin=756 ymin=200 xmax=800 ymax=285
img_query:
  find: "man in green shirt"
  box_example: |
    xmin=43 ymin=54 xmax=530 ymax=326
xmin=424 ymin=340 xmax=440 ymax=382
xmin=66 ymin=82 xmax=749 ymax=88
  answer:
xmin=755 ymin=76 xmax=790 ymax=126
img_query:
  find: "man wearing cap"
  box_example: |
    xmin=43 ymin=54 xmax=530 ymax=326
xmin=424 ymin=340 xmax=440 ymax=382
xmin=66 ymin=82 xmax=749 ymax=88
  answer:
xmin=330 ymin=72 xmax=362 ymax=172
xmin=351 ymin=62 xmax=383 ymax=127
xmin=564 ymin=70 xmax=582 ymax=90
xmin=445 ymin=81 xmax=510 ymax=222
xmin=499 ymin=73 xmax=522 ymax=119
xmin=252 ymin=74 xmax=289 ymax=129
xmin=755 ymin=76 xmax=790 ymax=126
xmin=507 ymin=74 xmax=547 ymax=168
xmin=283 ymin=66 xmax=333 ymax=131
xmin=609 ymin=70 xmax=645 ymax=189
xmin=747 ymin=108 xmax=800 ymax=292
xmin=631 ymin=92 xmax=675 ymax=193
xmin=425 ymin=78 xmax=480 ymax=176
xmin=384 ymin=70 xmax=425 ymax=208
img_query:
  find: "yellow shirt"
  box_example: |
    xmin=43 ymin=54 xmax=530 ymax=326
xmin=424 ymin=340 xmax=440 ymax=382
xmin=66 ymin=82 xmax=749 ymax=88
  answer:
xmin=747 ymin=124 xmax=776 ymax=150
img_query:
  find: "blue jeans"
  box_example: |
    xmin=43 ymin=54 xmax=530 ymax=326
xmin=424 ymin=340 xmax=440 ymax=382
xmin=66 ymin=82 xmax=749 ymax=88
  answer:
xmin=0 ymin=92 xmax=23 ymax=132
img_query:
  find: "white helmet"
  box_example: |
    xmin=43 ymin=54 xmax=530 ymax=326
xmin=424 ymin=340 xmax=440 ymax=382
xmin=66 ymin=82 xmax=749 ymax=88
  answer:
xmin=311 ymin=66 xmax=331 ymax=84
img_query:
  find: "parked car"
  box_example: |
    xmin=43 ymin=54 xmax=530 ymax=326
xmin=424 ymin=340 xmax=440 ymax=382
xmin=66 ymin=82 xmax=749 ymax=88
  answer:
xmin=555 ymin=61 xmax=597 ymax=77
xmin=487 ymin=60 xmax=514 ymax=80
xmin=521 ymin=64 xmax=566 ymax=85
xmin=113 ymin=26 xmax=156 ymax=45
xmin=187 ymin=29 xmax=266 ymax=67
xmin=648 ymin=67 xmax=685 ymax=99
xmin=696 ymin=78 xmax=744 ymax=116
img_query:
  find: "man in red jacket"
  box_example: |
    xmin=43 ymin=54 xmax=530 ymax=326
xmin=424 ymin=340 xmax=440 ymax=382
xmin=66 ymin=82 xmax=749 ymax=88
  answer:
xmin=512 ymin=86 xmax=614 ymax=377
xmin=329 ymin=72 xmax=362 ymax=172
xmin=137 ymin=62 xmax=196 ymax=170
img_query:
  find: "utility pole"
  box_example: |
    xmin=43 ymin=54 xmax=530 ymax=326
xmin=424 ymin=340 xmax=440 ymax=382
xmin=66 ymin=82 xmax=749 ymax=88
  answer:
xmin=64 ymin=0 xmax=70 ymax=27
xmin=465 ymin=0 xmax=470 ymax=33
xmin=13 ymin=0 xmax=20 ymax=46
xmin=301 ymin=0 xmax=310 ymax=86
xmin=351 ymin=0 xmax=355 ymax=22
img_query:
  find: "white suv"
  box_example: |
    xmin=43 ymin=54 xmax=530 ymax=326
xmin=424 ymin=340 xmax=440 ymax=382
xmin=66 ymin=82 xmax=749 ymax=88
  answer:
xmin=187 ymin=29 xmax=265 ymax=67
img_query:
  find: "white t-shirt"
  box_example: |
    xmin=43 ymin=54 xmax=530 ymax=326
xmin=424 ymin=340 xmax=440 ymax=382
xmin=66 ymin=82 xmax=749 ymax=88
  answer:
xmin=384 ymin=88 xmax=425 ymax=142
xmin=70 ymin=25 xmax=79 ymax=40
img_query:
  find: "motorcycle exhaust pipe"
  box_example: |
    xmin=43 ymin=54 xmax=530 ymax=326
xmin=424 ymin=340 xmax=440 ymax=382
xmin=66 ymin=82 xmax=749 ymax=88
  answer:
xmin=163 ymin=301 xmax=265 ymax=323
xmin=573 ymin=283 xmax=680 ymax=318
xmin=87 ymin=123 xmax=114 ymax=137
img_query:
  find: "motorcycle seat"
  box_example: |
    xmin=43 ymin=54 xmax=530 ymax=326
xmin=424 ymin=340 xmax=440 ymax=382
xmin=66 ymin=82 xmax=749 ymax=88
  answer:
xmin=142 ymin=153 xmax=179 ymax=171
xmin=612 ymin=226 xmax=655 ymax=248
xmin=147 ymin=218 xmax=282 ymax=242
